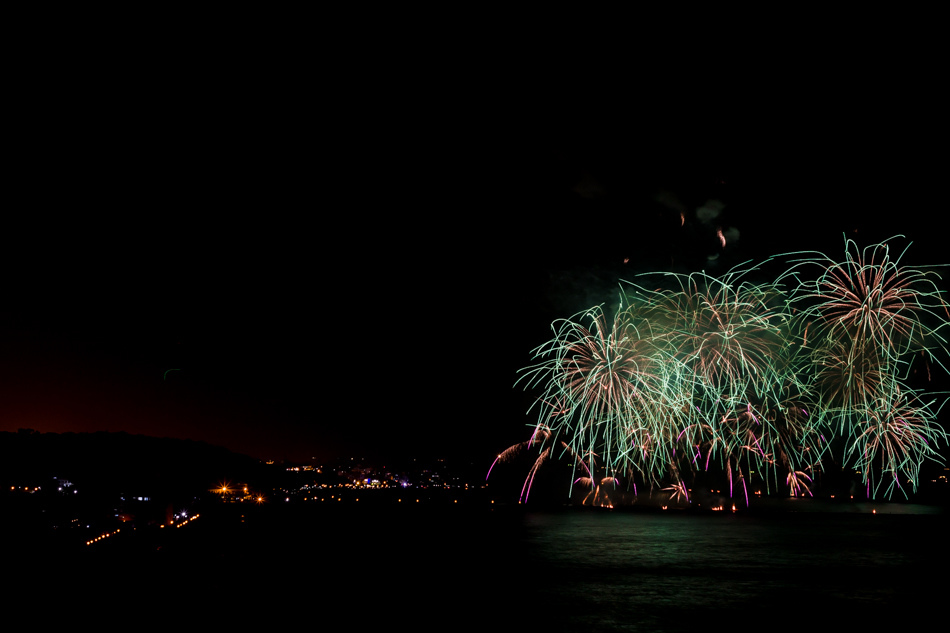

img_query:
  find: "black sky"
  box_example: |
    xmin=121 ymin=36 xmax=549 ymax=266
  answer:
xmin=3 ymin=18 xmax=947 ymax=464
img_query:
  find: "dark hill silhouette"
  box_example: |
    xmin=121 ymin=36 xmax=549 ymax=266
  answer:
xmin=0 ymin=429 xmax=265 ymax=499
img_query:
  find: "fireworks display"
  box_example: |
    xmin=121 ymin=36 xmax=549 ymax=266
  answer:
xmin=494 ymin=237 xmax=950 ymax=504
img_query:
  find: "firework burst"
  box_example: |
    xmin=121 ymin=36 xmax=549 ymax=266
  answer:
xmin=845 ymin=386 xmax=948 ymax=499
xmin=500 ymin=237 xmax=950 ymax=504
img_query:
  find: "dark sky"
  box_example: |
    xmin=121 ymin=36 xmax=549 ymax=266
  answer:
xmin=3 ymin=20 xmax=947 ymax=464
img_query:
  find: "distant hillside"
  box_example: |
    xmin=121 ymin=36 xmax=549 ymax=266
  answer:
xmin=0 ymin=429 xmax=265 ymax=497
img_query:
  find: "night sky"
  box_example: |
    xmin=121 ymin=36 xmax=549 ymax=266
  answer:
xmin=4 ymin=21 xmax=947 ymax=465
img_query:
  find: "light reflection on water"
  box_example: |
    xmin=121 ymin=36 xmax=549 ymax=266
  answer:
xmin=517 ymin=510 xmax=947 ymax=632
xmin=54 ymin=503 xmax=947 ymax=631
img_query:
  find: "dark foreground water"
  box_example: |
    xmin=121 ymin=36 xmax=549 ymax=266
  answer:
xmin=20 ymin=503 xmax=950 ymax=631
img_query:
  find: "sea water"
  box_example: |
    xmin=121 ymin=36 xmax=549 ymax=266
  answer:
xmin=37 ymin=503 xmax=949 ymax=631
